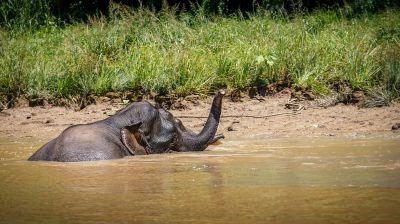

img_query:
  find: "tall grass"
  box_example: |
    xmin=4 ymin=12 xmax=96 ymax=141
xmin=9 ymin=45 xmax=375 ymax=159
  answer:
xmin=0 ymin=0 xmax=56 ymax=32
xmin=0 ymin=4 xmax=399 ymax=106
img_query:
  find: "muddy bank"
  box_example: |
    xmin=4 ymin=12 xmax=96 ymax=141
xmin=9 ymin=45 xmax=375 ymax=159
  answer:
xmin=0 ymin=91 xmax=400 ymax=142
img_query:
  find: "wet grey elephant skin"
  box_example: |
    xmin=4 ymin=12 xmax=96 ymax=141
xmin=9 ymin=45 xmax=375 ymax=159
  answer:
xmin=28 ymin=90 xmax=225 ymax=162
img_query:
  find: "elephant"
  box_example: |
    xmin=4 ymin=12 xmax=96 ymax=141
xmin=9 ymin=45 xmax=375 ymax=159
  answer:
xmin=28 ymin=90 xmax=225 ymax=162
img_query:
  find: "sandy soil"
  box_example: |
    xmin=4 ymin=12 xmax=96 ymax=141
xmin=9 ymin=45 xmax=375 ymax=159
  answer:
xmin=1 ymin=91 xmax=400 ymax=143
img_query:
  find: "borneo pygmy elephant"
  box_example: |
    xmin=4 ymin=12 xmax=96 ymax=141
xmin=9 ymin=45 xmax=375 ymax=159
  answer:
xmin=28 ymin=90 xmax=225 ymax=162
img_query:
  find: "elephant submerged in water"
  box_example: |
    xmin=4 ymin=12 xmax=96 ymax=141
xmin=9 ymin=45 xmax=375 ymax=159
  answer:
xmin=28 ymin=90 xmax=225 ymax=162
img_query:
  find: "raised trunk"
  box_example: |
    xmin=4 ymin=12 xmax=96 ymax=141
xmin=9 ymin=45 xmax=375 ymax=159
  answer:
xmin=178 ymin=90 xmax=225 ymax=151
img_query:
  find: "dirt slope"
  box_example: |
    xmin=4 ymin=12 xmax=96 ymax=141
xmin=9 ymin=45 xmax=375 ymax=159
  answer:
xmin=1 ymin=92 xmax=399 ymax=142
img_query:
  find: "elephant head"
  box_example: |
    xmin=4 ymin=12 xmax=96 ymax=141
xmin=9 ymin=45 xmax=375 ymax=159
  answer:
xmin=120 ymin=90 xmax=225 ymax=154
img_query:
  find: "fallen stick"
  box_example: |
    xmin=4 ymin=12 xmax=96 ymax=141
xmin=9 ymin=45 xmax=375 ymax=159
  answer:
xmin=177 ymin=111 xmax=300 ymax=119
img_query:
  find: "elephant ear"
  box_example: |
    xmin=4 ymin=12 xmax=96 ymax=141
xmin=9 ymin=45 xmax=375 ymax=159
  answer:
xmin=121 ymin=122 xmax=149 ymax=155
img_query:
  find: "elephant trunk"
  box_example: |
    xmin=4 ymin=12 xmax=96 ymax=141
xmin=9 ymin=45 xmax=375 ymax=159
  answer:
xmin=179 ymin=90 xmax=225 ymax=151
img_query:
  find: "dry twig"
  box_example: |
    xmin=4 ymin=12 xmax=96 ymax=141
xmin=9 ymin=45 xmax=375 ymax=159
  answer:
xmin=178 ymin=111 xmax=301 ymax=119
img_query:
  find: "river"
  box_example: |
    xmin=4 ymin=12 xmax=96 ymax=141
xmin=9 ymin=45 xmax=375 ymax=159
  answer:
xmin=1 ymin=137 xmax=399 ymax=223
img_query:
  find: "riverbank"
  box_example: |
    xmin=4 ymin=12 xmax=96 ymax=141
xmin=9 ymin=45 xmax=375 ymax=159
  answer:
xmin=1 ymin=8 xmax=399 ymax=107
xmin=1 ymin=92 xmax=399 ymax=143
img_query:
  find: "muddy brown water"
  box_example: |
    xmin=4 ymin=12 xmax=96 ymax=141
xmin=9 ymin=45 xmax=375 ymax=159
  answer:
xmin=0 ymin=137 xmax=399 ymax=224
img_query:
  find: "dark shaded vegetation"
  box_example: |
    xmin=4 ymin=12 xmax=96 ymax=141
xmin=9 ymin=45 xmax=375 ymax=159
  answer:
xmin=1 ymin=0 xmax=398 ymax=31
xmin=0 ymin=1 xmax=399 ymax=109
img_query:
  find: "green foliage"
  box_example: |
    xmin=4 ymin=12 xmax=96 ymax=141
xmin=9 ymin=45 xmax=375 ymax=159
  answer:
xmin=0 ymin=0 xmax=57 ymax=32
xmin=384 ymin=54 xmax=400 ymax=96
xmin=0 ymin=4 xmax=399 ymax=105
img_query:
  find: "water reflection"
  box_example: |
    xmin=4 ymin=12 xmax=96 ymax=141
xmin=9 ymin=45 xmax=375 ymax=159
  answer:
xmin=0 ymin=137 xmax=399 ymax=223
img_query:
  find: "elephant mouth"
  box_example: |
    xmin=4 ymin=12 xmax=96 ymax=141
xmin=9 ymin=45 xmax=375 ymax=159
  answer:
xmin=140 ymin=137 xmax=181 ymax=154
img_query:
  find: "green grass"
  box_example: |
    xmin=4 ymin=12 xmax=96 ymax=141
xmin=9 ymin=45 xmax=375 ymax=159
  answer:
xmin=0 ymin=4 xmax=399 ymax=106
